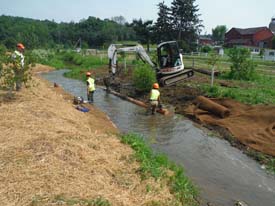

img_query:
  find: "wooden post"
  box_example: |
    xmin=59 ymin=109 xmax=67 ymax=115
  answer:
xmin=211 ymin=66 xmax=215 ymax=87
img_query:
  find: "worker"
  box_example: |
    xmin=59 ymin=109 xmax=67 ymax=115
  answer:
xmin=86 ymin=71 xmax=96 ymax=104
xmin=11 ymin=43 xmax=25 ymax=91
xmin=149 ymin=83 xmax=161 ymax=115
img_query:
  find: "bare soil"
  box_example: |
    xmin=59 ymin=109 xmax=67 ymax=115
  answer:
xmin=0 ymin=64 xmax=181 ymax=206
xmin=95 ymin=66 xmax=275 ymax=159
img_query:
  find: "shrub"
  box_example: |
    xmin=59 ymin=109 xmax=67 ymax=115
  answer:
xmin=201 ymin=45 xmax=212 ymax=53
xmin=227 ymin=47 xmax=257 ymax=80
xmin=0 ymin=51 xmax=34 ymax=94
xmin=133 ymin=62 xmax=156 ymax=93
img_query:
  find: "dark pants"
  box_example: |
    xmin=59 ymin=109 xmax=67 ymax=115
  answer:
xmin=88 ymin=91 xmax=94 ymax=103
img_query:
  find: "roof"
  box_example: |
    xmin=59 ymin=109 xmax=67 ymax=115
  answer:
xmin=233 ymin=27 xmax=268 ymax=35
xmin=227 ymin=39 xmax=251 ymax=44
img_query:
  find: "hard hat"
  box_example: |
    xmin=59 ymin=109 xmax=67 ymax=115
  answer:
xmin=153 ymin=83 xmax=159 ymax=89
xmin=73 ymin=96 xmax=84 ymax=105
xmin=86 ymin=72 xmax=91 ymax=76
xmin=17 ymin=43 xmax=25 ymax=49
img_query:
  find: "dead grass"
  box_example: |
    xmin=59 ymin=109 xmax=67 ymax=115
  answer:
xmin=0 ymin=65 xmax=177 ymax=206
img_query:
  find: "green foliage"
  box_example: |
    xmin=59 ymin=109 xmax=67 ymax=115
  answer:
xmin=199 ymin=75 xmax=275 ymax=105
xmin=133 ymin=63 xmax=156 ymax=93
xmin=121 ymin=133 xmax=198 ymax=205
xmin=0 ymin=15 xmax=135 ymax=49
xmin=131 ymin=19 xmax=153 ymax=51
xmin=212 ymin=25 xmax=227 ymax=43
xmin=201 ymin=45 xmax=212 ymax=53
xmin=153 ymin=2 xmax=173 ymax=43
xmin=178 ymin=40 xmax=192 ymax=53
xmin=171 ymin=0 xmax=202 ymax=43
xmin=272 ymin=36 xmax=275 ymax=49
xmin=0 ymin=50 xmax=34 ymax=93
xmin=207 ymin=50 xmax=220 ymax=67
xmin=246 ymin=150 xmax=275 ymax=174
xmin=227 ymin=47 xmax=257 ymax=80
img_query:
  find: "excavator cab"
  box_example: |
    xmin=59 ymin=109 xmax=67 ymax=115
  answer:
xmin=156 ymin=41 xmax=194 ymax=86
xmin=157 ymin=41 xmax=183 ymax=73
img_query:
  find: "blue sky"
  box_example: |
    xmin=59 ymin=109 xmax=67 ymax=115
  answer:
xmin=0 ymin=0 xmax=274 ymax=34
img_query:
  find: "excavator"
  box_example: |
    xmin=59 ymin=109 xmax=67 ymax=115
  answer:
xmin=107 ymin=41 xmax=194 ymax=86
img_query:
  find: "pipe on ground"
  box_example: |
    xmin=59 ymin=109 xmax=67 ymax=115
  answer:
xmin=195 ymin=96 xmax=230 ymax=118
xmin=106 ymin=89 xmax=169 ymax=115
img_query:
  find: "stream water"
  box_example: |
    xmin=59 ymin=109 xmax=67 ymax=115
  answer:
xmin=41 ymin=70 xmax=275 ymax=206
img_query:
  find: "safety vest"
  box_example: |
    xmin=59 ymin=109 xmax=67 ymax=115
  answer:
xmin=12 ymin=50 xmax=24 ymax=69
xmin=150 ymin=89 xmax=160 ymax=101
xmin=87 ymin=77 xmax=95 ymax=92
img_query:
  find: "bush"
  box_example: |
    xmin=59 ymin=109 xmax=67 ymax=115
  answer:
xmin=0 ymin=51 xmax=34 ymax=93
xmin=201 ymin=45 xmax=212 ymax=53
xmin=133 ymin=62 xmax=156 ymax=93
xmin=227 ymin=47 xmax=257 ymax=80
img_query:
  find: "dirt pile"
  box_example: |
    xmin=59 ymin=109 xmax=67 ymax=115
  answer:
xmin=185 ymin=98 xmax=275 ymax=156
xmin=0 ymin=65 xmax=177 ymax=206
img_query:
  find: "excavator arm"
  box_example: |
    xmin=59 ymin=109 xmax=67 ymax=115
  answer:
xmin=107 ymin=44 xmax=156 ymax=75
xmin=107 ymin=41 xmax=194 ymax=86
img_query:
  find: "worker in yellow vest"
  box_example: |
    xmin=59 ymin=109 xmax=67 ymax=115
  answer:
xmin=86 ymin=72 xmax=96 ymax=104
xmin=149 ymin=83 xmax=161 ymax=115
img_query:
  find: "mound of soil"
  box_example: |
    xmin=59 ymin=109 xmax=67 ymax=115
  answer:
xmin=185 ymin=98 xmax=275 ymax=156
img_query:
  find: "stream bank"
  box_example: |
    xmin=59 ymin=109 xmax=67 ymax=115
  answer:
xmin=0 ymin=65 xmax=197 ymax=206
xmin=41 ymin=69 xmax=275 ymax=206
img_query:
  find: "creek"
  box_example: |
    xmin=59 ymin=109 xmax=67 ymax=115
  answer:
xmin=41 ymin=70 xmax=275 ymax=206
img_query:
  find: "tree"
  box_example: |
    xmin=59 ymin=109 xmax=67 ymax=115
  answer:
xmin=153 ymin=1 xmax=173 ymax=43
xmin=272 ymin=36 xmax=275 ymax=49
xmin=227 ymin=47 xmax=257 ymax=80
xmin=171 ymin=0 xmax=203 ymax=49
xmin=111 ymin=16 xmax=127 ymax=25
xmin=212 ymin=25 xmax=227 ymax=44
xmin=131 ymin=19 xmax=153 ymax=51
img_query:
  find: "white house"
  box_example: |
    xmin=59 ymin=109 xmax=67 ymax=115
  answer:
xmin=264 ymin=49 xmax=275 ymax=61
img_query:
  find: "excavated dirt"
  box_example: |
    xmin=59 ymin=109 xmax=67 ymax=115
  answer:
xmin=0 ymin=64 xmax=182 ymax=206
xmin=95 ymin=66 xmax=275 ymax=158
xmin=185 ymin=98 xmax=275 ymax=156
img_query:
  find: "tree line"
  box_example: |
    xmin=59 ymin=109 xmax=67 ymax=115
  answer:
xmin=0 ymin=0 xmax=203 ymax=51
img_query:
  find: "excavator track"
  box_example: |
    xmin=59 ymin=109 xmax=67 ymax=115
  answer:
xmin=159 ymin=69 xmax=194 ymax=86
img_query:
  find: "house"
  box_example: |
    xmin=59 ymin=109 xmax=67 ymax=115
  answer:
xmin=264 ymin=49 xmax=275 ymax=61
xmin=199 ymin=36 xmax=214 ymax=46
xmin=225 ymin=27 xmax=274 ymax=48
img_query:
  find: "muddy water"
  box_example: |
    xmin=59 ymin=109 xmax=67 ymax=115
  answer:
xmin=41 ymin=70 xmax=275 ymax=206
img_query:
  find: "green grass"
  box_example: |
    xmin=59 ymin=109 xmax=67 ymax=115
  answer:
xmin=121 ymin=133 xmax=198 ymax=206
xmin=183 ymin=55 xmax=275 ymax=105
xmin=198 ymin=75 xmax=275 ymax=105
xmin=246 ymin=150 xmax=275 ymax=174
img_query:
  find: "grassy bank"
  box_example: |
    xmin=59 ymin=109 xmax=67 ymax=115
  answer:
xmin=197 ymin=75 xmax=275 ymax=104
xmin=183 ymin=55 xmax=275 ymax=105
xmin=0 ymin=66 xmax=199 ymax=205
xmin=121 ymin=133 xmax=198 ymax=206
